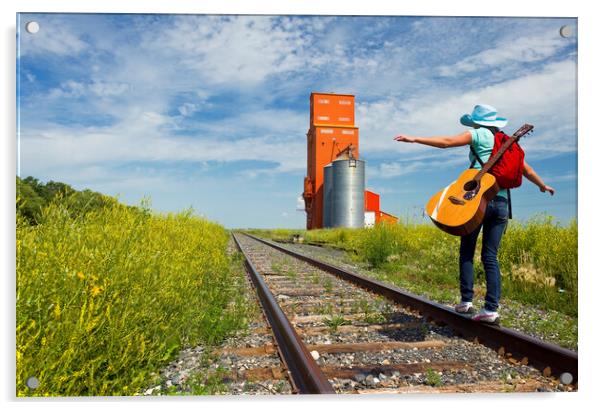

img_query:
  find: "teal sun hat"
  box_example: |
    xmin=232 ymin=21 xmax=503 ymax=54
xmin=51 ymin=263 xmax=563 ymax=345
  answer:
xmin=460 ymin=104 xmax=508 ymax=128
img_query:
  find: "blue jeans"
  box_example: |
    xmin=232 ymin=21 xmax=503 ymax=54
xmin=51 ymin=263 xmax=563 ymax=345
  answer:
xmin=459 ymin=196 xmax=508 ymax=312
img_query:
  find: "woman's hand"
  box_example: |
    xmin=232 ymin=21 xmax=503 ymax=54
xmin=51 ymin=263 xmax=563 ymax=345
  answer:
xmin=540 ymin=185 xmax=555 ymax=196
xmin=394 ymin=135 xmax=416 ymax=143
xmin=524 ymin=162 xmax=556 ymax=196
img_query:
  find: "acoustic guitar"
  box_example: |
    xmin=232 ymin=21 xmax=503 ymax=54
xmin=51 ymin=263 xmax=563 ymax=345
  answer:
xmin=425 ymin=124 xmax=533 ymax=236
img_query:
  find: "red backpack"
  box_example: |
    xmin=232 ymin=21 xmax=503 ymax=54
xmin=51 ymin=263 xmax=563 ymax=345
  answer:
xmin=489 ymin=131 xmax=525 ymax=189
xmin=470 ymin=131 xmax=525 ymax=219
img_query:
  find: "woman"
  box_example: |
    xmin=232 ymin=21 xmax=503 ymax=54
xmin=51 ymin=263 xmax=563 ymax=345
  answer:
xmin=394 ymin=104 xmax=555 ymax=323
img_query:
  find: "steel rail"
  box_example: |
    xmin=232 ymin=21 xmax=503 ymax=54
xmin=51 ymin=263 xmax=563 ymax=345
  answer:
xmin=244 ymin=233 xmax=578 ymax=385
xmin=232 ymin=233 xmax=335 ymax=394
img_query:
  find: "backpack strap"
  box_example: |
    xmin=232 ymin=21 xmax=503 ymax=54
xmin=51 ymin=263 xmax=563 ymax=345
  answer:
xmin=507 ymin=187 xmax=513 ymax=220
xmin=469 ymin=144 xmax=484 ymax=169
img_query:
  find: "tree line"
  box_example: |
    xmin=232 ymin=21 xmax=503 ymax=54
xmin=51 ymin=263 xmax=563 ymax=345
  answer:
xmin=17 ymin=176 xmax=128 ymax=225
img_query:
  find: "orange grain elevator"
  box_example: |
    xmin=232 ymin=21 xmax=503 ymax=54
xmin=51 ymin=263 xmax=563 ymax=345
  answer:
xmin=303 ymin=92 xmax=398 ymax=229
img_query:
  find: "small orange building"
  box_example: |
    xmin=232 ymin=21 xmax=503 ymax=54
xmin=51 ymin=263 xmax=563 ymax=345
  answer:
xmin=365 ymin=190 xmax=399 ymax=225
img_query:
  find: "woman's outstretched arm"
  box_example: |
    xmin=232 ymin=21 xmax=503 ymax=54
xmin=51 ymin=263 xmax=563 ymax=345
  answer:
xmin=394 ymin=131 xmax=472 ymax=148
xmin=523 ymin=161 xmax=555 ymax=195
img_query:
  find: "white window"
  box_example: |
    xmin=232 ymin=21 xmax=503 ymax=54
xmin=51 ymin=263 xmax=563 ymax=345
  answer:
xmin=320 ymin=129 xmax=334 ymax=134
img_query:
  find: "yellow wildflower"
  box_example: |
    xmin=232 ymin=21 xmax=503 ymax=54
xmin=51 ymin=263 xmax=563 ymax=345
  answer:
xmin=90 ymin=285 xmax=103 ymax=297
xmin=77 ymin=271 xmax=85 ymax=280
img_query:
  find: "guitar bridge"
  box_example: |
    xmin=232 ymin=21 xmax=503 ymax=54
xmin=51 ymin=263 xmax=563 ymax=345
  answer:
xmin=449 ymin=196 xmax=466 ymax=205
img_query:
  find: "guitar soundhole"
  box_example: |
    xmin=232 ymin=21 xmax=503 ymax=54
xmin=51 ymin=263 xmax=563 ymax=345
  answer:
xmin=463 ymin=180 xmax=478 ymax=191
xmin=463 ymin=180 xmax=479 ymax=200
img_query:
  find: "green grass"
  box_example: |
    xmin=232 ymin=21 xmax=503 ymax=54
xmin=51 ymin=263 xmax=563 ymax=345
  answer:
xmin=323 ymin=315 xmax=351 ymax=332
xmin=185 ymin=366 xmax=230 ymax=395
xmin=362 ymin=312 xmax=387 ymax=325
xmin=316 ymin=303 xmax=335 ymax=315
xmin=17 ymin=199 xmax=250 ymax=396
xmin=322 ymin=277 xmax=333 ymax=293
xmin=310 ymin=272 xmax=321 ymax=284
xmin=425 ymin=368 xmax=443 ymax=387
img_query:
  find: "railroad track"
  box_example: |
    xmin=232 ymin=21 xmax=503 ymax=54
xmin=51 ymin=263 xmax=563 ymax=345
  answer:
xmin=228 ymin=232 xmax=577 ymax=394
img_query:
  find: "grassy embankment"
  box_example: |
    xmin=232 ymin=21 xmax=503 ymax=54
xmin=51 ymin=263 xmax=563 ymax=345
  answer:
xmin=249 ymin=216 xmax=577 ymax=349
xmin=17 ymin=196 xmax=251 ymax=396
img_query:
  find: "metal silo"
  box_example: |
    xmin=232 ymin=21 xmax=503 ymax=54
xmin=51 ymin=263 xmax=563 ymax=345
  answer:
xmin=331 ymin=157 xmax=365 ymax=228
xmin=322 ymin=163 xmax=333 ymax=228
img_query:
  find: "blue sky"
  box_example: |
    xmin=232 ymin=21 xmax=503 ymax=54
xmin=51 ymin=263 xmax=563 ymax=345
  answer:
xmin=17 ymin=14 xmax=577 ymax=228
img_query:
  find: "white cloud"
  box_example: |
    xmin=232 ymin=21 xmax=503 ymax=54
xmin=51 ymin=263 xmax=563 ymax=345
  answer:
xmin=19 ymin=117 xmax=308 ymax=179
xmin=48 ymin=80 xmax=86 ymax=98
xmin=178 ymin=103 xmax=198 ymax=117
xmin=48 ymin=80 xmax=131 ymax=98
xmin=195 ymin=90 xmax=211 ymax=101
xmin=218 ymin=108 xmax=306 ymax=136
xmin=438 ymin=28 xmax=570 ymax=77
xmin=377 ymin=162 xmax=412 ymax=178
xmin=88 ymin=81 xmax=131 ymax=97
xmin=369 ymin=153 xmax=468 ymax=179
xmin=149 ymin=16 xmax=319 ymax=87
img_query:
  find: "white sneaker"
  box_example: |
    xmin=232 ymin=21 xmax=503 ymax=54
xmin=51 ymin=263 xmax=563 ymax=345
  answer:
xmin=454 ymin=301 xmax=473 ymax=314
xmin=472 ymin=308 xmax=499 ymax=324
